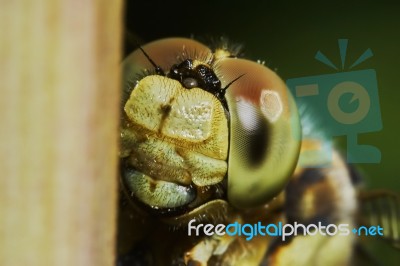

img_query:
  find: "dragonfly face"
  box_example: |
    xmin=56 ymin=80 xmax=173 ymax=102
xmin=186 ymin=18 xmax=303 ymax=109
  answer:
xmin=117 ymin=38 xmax=384 ymax=265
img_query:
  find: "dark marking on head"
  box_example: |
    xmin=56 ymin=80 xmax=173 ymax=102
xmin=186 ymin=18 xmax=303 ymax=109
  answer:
xmin=158 ymin=103 xmax=173 ymax=133
xmin=160 ymin=104 xmax=172 ymax=116
xmin=149 ymin=179 xmax=157 ymax=193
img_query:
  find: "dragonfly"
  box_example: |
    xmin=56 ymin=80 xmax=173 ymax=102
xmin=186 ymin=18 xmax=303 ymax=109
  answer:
xmin=116 ymin=37 xmax=400 ymax=266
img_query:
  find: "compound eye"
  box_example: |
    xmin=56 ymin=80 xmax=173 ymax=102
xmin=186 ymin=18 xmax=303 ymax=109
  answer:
xmin=218 ymin=58 xmax=301 ymax=209
xmin=182 ymin=77 xmax=198 ymax=89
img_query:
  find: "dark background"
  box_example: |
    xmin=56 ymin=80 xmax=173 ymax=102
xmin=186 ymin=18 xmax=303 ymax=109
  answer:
xmin=125 ymin=0 xmax=400 ymax=264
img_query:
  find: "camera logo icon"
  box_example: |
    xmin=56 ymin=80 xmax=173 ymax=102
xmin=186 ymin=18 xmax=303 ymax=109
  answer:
xmin=328 ymin=81 xmax=370 ymax=125
xmin=286 ymin=39 xmax=382 ymax=166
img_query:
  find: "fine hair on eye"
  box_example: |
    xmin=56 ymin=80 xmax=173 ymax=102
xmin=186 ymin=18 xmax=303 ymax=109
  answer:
xmin=138 ymin=46 xmax=165 ymax=75
xmin=223 ymin=73 xmax=246 ymax=91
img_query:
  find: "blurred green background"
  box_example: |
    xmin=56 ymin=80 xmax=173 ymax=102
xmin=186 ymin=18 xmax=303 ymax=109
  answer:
xmin=126 ymin=0 xmax=400 ymax=264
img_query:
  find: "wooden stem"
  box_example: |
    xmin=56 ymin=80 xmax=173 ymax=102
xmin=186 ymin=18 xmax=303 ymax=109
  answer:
xmin=0 ymin=1 xmax=122 ymax=265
